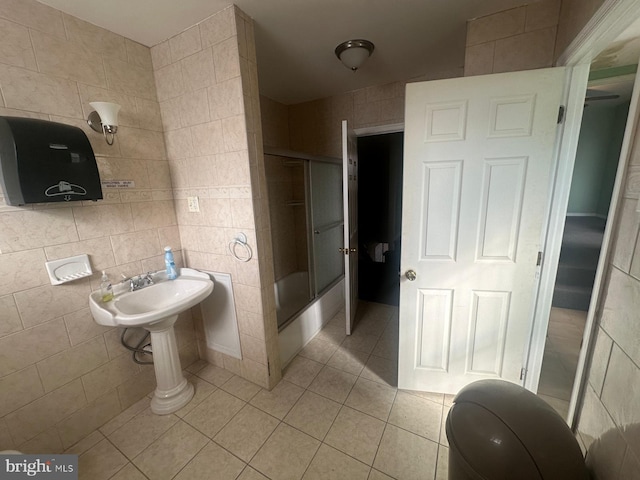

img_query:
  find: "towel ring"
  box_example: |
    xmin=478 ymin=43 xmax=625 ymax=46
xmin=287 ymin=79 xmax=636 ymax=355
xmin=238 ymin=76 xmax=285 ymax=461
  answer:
xmin=229 ymin=233 xmax=253 ymax=262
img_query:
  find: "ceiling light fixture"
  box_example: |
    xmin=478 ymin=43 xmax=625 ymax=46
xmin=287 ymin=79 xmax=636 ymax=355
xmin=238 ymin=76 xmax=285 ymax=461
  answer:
xmin=87 ymin=101 xmax=121 ymax=145
xmin=335 ymin=39 xmax=375 ymax=71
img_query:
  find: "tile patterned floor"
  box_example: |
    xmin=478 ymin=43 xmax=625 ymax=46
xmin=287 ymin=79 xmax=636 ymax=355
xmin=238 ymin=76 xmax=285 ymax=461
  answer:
xmin=69 ymin=301 xmax=451 ymax=480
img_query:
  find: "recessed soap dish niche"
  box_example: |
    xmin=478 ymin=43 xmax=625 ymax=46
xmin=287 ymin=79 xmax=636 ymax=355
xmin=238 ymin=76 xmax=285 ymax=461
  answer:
xmin=45 ymin=254 xmax=93 ymax=285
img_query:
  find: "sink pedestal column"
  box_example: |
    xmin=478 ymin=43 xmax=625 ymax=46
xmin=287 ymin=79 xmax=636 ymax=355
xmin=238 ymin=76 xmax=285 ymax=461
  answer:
xmin=146 ymin=315 xmax=194 ymax=415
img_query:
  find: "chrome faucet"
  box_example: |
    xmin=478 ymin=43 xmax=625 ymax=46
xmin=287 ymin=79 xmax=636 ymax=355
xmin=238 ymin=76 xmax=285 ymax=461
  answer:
xmin=122 ymin=272 xmax=155 ymax=292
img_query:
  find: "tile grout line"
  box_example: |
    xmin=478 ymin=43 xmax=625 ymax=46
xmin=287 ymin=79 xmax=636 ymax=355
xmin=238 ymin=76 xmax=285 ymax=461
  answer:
xmin=167 ymin=433 xmax=212 ymax=480
xmin=103 ymin=434 xmax=145 ymax=479
xmin=95 ymin=302 xmax=406 ymax=479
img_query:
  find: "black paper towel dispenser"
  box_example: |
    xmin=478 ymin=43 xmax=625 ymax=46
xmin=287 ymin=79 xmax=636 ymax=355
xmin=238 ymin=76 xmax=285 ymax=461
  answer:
xmin=0 ymin=116 xmax=103 ymax=205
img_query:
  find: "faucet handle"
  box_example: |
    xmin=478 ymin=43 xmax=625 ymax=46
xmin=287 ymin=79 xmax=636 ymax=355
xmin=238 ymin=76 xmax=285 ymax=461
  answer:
xmin=120 ymin=276 xmax=136 ymax=291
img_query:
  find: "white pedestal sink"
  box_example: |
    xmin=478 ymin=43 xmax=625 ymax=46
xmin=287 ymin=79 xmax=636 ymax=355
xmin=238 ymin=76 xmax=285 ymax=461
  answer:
xmin=89 ymin=268 xmax=214 ymax=414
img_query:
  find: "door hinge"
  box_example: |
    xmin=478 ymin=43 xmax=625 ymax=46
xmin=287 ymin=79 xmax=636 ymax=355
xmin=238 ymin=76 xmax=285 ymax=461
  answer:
xmin=557 ymin=105 xmax=566 ymax=124
xmin=536 ymin=251 xmax=543 ymax=267
xmin=520 ymin=367 xmax=527 ymax=380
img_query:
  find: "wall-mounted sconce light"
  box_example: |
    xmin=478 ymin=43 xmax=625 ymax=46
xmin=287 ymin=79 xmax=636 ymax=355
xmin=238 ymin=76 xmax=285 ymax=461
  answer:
xmin=335 ymin=39 xmax=375 ymax=71
xmin=87 ymin=101 xmax=121 ymax=145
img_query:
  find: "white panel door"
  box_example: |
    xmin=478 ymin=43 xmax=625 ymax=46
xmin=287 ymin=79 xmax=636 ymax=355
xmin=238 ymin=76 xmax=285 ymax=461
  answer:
xmin=342 ymin=120 xmax=358 ymax=334
xmin=398 ymin=68 xmax=566 ymax=393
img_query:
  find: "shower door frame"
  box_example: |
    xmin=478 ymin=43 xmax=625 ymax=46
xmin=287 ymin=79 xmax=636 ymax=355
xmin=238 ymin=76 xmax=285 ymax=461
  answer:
xmin=264 ymin=147 xmax=343 ymax=330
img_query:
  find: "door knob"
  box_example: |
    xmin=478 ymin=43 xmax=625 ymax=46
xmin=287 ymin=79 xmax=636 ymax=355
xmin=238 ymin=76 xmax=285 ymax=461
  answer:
xmin=405 ymin=269 xmax=417 ymax=281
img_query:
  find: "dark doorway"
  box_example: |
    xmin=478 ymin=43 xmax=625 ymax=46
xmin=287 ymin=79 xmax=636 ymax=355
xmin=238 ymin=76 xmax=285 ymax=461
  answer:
xmin=357 ymin=132 xmax=403 ymax=306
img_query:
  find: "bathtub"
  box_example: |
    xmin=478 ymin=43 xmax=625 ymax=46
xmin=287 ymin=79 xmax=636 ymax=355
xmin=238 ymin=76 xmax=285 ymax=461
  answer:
xmin=278 ymin=277 xmax=344 ymax=367
xmin=275 ymin=271 xmax=312 ymax=327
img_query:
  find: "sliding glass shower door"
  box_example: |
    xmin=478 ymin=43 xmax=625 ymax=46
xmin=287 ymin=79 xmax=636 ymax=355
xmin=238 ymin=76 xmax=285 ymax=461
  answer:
xmin=309 ymin=161 xmax=343 ymax=293
xmin=265 ymin=150 xmax=343 ymax=329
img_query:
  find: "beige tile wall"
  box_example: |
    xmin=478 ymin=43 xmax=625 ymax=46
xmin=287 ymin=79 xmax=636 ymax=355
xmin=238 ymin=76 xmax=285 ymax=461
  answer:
xmin=0 ymin=0 xmax=199 ymax=453
xmin=575 ymin=141 xmax=640 ymax=478
xmin=464 ymin=0 xmax=561 ymax=76
xmin=152 ymin=6 xmax=280 ymax=391
xmin=260 ymin=96 xmax=290 ymax=149
xmin=465 ymin=0 xmax=609 ymax=75
xmin=287 ymin=85 xmax=405 ymax=158
xmin=261 ymin=70 xmax=460 ymax=161
xmin=555 ymin=0 xmax=607 ymax=62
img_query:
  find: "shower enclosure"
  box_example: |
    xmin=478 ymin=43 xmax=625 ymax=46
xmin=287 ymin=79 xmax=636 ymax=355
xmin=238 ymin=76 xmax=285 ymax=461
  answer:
xmin=264 ymin=148 xmax=344 ymax=329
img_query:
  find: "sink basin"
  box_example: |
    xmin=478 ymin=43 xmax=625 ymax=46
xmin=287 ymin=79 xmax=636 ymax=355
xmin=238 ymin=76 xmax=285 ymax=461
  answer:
xmin=90 ymin=268 xmax=213 ymax=327
xmin=88 ymin=267 xmax=214 ymax=415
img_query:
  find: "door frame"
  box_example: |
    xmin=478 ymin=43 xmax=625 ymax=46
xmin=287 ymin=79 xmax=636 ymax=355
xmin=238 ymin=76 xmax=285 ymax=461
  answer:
xmin=342 ymin=120 xmax=359 ymax=334
xmin=525 ymin=0 xmax=640 ymax=428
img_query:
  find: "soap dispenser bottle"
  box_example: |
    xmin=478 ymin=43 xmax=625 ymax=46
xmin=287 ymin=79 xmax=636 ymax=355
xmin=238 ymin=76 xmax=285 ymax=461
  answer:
xmin=100 ymin=271 xmax=113 ymax=302
xmin=164 ymin=246 xmax=178 ymax=280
